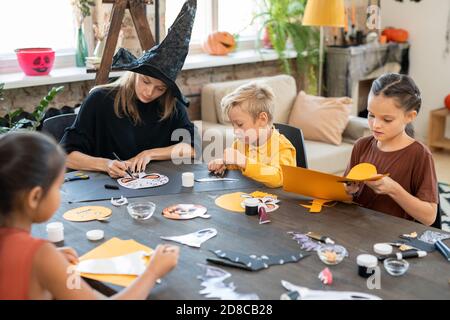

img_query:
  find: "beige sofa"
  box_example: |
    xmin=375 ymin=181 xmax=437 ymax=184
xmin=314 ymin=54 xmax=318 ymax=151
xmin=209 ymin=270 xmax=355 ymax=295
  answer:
xmin=193 ymin=74 xmax=370 ymax=174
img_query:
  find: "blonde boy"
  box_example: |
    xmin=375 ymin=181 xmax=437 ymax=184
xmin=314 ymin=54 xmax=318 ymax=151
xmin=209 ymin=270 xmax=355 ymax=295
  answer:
xmin=208 ymin=82 xmax=296 ymax=188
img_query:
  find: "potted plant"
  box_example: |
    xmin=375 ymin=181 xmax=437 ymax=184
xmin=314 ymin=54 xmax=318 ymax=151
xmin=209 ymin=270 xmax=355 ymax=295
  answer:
xmin=0 ymin=84 xmax=64 ymax=134
xmin=253 ymin=0 xmax=320 ymax=93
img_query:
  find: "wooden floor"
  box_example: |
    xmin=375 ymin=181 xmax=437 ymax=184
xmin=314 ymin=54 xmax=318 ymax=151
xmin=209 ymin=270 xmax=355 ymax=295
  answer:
xmin=432 ymin=150 xmax=450 ymax=184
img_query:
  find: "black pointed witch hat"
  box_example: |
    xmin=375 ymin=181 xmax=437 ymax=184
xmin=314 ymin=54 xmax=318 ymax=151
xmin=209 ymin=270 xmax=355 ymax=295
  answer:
xmin=111 ymin=0 xmax=197 ymax=107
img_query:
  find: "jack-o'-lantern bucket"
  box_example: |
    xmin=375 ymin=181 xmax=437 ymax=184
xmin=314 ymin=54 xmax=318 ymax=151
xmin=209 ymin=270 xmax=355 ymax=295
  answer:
xmin=15 ymin=48 xmax=55 ymax=76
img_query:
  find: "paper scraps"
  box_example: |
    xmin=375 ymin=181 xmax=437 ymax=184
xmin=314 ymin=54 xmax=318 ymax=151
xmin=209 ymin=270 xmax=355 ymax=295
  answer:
xmin=258 ymin=207 xmax=271 ymax=224
xmin=207 ymin=249 xmax=308 ymax=271
xmin=318 ymin=268 xmax=333 ymax=285
xmin=197 ymin=264 xmax=260 ymax=300
xmin=63 ymin=206 xmax=112 ymax=222
xmin=162 ymin=204 xmax=210 ymax=220
xmin=418 ymin=230 xmax=450 ymax=244
xmin=301 ymin=199 xmax=336 ymax=213
xmin=77 ymin=251 xmax=149 ymax=276
xmin=117 ymin=172 xmax=169 ymax=189
xmin=160 ymin=228 xmax=217 ymax=248
xmin=280 ymin=280 xmax=381 ymax=300
xmin=401 ymin=231 xmax=418 ymax=239
xmin=288 ymin=231 xmax=324 ymax=252
xmin=111 ymin=196 xmax=128 ymax=207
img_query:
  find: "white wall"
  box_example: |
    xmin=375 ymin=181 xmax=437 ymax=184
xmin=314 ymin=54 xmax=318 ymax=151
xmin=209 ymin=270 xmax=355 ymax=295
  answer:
xmin=380 ymin=0 xmax=450 ymax=141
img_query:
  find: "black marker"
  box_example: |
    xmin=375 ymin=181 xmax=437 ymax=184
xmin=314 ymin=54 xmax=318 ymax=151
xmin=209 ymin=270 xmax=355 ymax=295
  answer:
xmin=104 ymin=184 xmax=119 ymax=190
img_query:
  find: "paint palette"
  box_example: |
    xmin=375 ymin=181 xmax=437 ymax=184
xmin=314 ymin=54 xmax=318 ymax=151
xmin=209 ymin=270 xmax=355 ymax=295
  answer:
xmin=117 ymin=172 xmax=169 ymax=189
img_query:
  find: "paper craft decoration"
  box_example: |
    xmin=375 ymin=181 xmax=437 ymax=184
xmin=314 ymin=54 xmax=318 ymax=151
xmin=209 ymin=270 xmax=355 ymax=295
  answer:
xmin=318 ymin=268 xmax=333 ymax=285
xmin=111 ymin=196 xmax=128 ymax=207
xmin=160 ymin=228 xmax=217 ymax=248
xmin=282 ymin=163 xmax=388 ymax=213
xmin=215 ymin=190 xmax=279 ymax=213
xmin=418 ymin=230 xmax=450 ymax=244
xmin=288 ymin=232 xmax=324 ymax=252
xmin=77 ymin=251 xmax=149 ymax=276
xmin=258 ymin=207 xmax=271 ymax=224
xmin=77 ymin=237 xmax=153 ymax=287
xmin=207 ymin=249 xmax=308 ymax=271
xmin=162 ymin=204 xmax=210 ymax=220
xmin=197 ymin=264 xmax=260 ymax=300
xmin=280 ymin=280 xmax=381 ymax=300
xmin=63 ymin=206 xmax=112 ymax=222
xmin=117 ymin=172 xmax=169 ymax=189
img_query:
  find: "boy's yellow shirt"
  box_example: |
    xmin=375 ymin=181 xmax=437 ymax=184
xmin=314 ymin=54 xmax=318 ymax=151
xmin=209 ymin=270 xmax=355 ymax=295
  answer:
xmin=229 ymin=128 xmax=296 ymax=188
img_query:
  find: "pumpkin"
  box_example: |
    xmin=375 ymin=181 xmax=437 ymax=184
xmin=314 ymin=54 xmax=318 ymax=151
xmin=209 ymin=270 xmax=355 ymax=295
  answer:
xmin=202 ymin=31 xmax=236 ymax=56
xmin=382 ymin=28 xmax=409 ymax=43
xmin=445 ymin=94 xmax=450 ymax=111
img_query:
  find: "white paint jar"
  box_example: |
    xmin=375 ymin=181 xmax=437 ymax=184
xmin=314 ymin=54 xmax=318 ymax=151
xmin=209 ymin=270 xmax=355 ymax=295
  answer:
xmin=46 ymin=222 xmax=64 ymax=243
xmin=182 ymin=172 xmax=194 ymax=187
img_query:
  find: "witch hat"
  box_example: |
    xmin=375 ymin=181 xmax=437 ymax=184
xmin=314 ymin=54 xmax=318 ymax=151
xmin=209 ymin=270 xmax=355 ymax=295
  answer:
xmin=111 ymin=0 xmax=197 ymax=107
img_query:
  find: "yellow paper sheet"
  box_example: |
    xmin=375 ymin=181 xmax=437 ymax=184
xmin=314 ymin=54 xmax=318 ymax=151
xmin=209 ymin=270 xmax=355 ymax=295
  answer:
xmin=78 ymin=237 xmax=153 ymax=287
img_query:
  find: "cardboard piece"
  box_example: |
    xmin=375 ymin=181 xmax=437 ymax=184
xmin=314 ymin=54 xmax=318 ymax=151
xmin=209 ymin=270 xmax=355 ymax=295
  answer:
xmin=63 ymin=206 xmax=112 ymax=222
xmin=282 ymin=163 xmax=387 ymax=213
xmin=78 ymin=237 xmax=153 ymax=287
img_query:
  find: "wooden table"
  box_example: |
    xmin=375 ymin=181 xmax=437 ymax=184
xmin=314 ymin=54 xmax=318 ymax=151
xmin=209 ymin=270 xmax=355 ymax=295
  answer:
xmin=32 ymin=162 xmax=450 ymax=300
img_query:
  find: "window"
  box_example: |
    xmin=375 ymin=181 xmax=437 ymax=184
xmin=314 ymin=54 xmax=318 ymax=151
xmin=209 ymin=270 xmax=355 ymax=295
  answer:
xmin=165 ymin=0 xmax=261 ymax=47
xmin=0 ymin=0 xmax=75 ymax=56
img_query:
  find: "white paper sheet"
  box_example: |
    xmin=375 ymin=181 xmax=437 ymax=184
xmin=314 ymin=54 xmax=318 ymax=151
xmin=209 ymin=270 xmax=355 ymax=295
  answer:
xmin=76 ymin=251 xmax=149 ymax=276
xmin=160 ymin=228 xmax=217 ymax=248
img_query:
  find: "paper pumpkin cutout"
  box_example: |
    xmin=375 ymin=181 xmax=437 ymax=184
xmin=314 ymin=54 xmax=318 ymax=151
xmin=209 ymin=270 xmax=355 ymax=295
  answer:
xmin=117 ymin=172 xmax=169 ymax=189
xmin=162 ymin=204 xmax=210 ymax=220
xmin=63 ymin=206 xmax=112 ymax=222
xmin=215 ymin=191 xmax=280 ymax=213
xmin=160 ymin=228 xmax=217 ymax=248
xmin=78 ymin=237 xmax=153 ymax=287
xmin=282 ymin=163 xmax=387 ymax=213
xmin=77 ymin=251 xmax=149 ymax=276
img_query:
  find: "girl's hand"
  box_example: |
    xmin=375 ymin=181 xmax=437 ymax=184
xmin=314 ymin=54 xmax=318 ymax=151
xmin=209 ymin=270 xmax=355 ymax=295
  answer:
xmin=223 ymin=148 xmax=246 ymax=168
xmin=106 ymin=159 xmax=130 ymax=178
xmin=208 ymin=159 xmax=226 ymax=175
xmin=365 ymin=176 xmax=398 ymax=196
xmin=147 ymin=245 xmax=179 ymax=279
xmin=344 ymin=182 xmax=361 ymax=195
xmin=128 ymin=150 xmax=153 ymax=173
xmin=57 ymin=247 xmax=79 ymax=265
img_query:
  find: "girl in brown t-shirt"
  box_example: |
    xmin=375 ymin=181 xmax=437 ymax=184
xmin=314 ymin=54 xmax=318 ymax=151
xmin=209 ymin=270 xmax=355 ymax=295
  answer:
xmin=0 ymin=132 xmax=179 ymax=299
xmin=344 ymin=73 xmax=438 ymax=225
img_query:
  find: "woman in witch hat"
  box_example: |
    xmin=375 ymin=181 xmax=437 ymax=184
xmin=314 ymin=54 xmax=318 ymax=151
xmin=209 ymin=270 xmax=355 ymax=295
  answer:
xmin=61 ymin=0 xmax=198 ymax=178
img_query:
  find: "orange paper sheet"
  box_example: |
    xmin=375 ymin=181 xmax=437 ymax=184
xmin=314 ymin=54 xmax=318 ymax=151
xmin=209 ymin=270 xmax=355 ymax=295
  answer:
xmin=282 ymin=163 xmax=387 ymax=213
xmin=78 ymin=237 xmax=153 ymax=287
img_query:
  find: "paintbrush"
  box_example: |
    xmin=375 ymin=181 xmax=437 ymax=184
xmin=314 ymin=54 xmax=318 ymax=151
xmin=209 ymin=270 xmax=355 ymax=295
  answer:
xmin=112 ymin=152 xmax=135 ymax=179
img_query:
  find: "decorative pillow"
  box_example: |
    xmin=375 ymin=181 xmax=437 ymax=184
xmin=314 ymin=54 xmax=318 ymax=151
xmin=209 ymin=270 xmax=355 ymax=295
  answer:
xmin=288 ymin=91 xmax=352 ymax=145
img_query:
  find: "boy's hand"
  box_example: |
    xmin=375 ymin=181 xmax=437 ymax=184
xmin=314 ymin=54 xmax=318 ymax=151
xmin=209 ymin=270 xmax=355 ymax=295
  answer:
xmin=223 ymin=148 xmax=247 ymax=168
xmin=365 ymin=176 xmax=398 ymax=196
xmin=147 ymin=245 xmax=179 ymax=279
xmin=57 ymin=247 xmax=79 ymax=265
xmin=208 ymin=159 xmax=226 ymax=175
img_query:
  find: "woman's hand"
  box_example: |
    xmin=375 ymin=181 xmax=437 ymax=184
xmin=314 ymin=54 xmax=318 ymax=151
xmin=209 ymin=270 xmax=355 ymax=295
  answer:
xmin=223 ymin=148 xmax=247 ymax=168
xmin=57 ymin=247 xmax=79 ymax=265
xmin=208 ymin=159 xmax=226 ymax=175
xmin=105 ymin=159 xmax=130 ymax=178
xmin=364 ymin=176 xmax=399 ymax=196
xmin=147 ymin=244 xmax=179 ymax=279
xmin=128 ymin=150 xmax=153 ymax=173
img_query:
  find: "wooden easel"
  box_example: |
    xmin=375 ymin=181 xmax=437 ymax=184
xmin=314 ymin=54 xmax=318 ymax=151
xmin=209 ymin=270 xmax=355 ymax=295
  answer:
xmin=93 ymin=0 xmax=159 ymax=85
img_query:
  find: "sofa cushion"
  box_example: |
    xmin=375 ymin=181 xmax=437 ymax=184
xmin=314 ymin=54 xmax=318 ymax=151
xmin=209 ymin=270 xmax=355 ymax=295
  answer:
xmin=288 ymin=91 xmax=352 ymax=145
xmin=304 ymin=140 xmax=354 ymax=174
xmin=201 ymin=75 xmax=297 ymax=125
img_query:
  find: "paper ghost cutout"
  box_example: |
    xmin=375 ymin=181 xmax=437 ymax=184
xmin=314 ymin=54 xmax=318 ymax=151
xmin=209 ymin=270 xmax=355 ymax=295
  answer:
xmin=207 ymin=249 xmax=308 ymax=271
xmin=281 ymin=280 xmax=381 ymax=300
xmin=197 ymin=264 xmax=260 ymax=300
xmin=160 ymin=228 xmax=217 ymax=248
xmin=76 ymin=250 xmax=149 ymax=276
xmin=282 ymin=163 xmax=388 ymax=213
